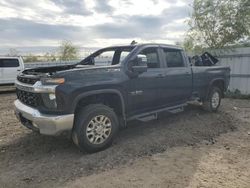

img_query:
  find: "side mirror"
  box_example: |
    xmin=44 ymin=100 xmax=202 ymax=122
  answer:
xmin=131 ymin=54 xmax=147 ymax=74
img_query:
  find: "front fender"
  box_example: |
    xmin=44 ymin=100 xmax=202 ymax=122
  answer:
xmin=71 ymin=89 xmax=126 ymax=118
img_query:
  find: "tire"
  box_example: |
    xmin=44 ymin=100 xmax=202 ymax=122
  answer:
xmin=202 ymin=86 xmax=222 ymax=112
xmin=72 ymin=104 xmax=119 ymax=153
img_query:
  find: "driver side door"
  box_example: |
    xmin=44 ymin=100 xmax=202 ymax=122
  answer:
xmin=126 ymin=47 xmax=166 ymax=116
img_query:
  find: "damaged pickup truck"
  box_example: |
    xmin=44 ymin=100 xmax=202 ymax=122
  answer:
xmin=14 ymin=44 xmax=230 ymax=152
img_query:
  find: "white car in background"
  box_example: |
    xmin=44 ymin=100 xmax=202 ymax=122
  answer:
xmin=0 ymin=57 xmax=25 ymax=85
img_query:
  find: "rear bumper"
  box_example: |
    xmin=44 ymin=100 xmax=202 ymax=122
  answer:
xmin=14 ymin=100 xmax=74 ymax=135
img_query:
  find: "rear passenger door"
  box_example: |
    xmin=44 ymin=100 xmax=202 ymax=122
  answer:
xmin=160 ymin=48 xmax=192 ymax=105
xmin=0 ymin=58 xmax=21 ymax=84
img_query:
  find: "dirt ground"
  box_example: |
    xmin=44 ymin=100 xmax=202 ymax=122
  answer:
xmin=0 ymin=93 xmax=250 ymax=188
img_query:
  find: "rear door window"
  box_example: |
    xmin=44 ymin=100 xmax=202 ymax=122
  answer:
xmin=163 ymin=49 xmax=185 ymax=68
xmin=0 ymin=59 xmax=20 ymax=67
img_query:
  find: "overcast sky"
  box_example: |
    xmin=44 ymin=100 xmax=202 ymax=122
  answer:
xmin=0 ymin=0 xmax=193 ymax=53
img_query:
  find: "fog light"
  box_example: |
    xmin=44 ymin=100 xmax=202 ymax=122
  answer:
xmin=41 ymin=93 xmax=57 ymax=109
xmin=49 ymin=93 xmax=56 ymax=100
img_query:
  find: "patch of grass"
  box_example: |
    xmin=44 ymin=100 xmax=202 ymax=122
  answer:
xmin=225 ymin=89 xmax=250 ymax=99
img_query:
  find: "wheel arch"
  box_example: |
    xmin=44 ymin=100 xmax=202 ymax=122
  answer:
xmin=206 ymin=78 xmax=225 ymax=99
xmin=72 ymin=89 xmax=126 ymax=122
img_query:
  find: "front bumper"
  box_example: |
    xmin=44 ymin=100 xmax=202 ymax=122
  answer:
xmin=14 ymin=99 xmax=74 ymax=135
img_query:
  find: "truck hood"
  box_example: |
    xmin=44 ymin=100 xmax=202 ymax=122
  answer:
xmin=17 ymin=64 xmax=122 ymax=86
xmin=22 ymin=64 xmax=114 ymax=75
xmin=22 ymin=64 xmax=121 ymax=78
xmin=23 ymin=64 xmax=77 ymax=76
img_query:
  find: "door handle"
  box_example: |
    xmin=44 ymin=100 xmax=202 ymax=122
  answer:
xmin=17 ymin=69 xmax=21 ymax=71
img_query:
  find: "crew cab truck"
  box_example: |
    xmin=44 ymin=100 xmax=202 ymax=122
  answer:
xmin=0 ymin=57 xmax=25 ymax=85
xmin=14 ymin=44 xmax=230 ymax=152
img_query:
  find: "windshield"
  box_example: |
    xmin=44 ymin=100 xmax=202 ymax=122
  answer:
xmin=80 ymin=47 xmax=135 ymax=66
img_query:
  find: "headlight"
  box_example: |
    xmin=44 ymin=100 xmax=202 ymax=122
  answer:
xmin=42 ymin=78 xmax=65 ymax=85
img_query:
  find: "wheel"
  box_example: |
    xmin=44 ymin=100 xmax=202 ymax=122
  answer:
xmin=202 ymin=86 xmax=222 ymax=112
xmin=72 ymin=104 xmax=119 ymax=153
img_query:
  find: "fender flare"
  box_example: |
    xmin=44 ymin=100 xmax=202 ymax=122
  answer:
xmin=71 ymin=89 xmax=126 ymax=119
xmin=206 ymin=78 xmax=225 ymax=99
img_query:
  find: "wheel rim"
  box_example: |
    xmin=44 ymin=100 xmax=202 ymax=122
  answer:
xmin=211 ymin=91 xmax=220 ymax=109
xmin=86 ymin=115 xmax=112 ymax=144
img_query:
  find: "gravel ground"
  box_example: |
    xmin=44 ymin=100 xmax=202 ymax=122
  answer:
xmin=0 ymin=93 xmax=249 ymax=188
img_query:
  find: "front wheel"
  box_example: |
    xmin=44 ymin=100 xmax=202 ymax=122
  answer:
xmin=72 ymin=104 xmax=119 ymax=153
xmin=202 ymin=86 xmax=222 ymax=112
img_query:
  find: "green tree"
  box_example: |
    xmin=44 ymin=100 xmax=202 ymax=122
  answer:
xmin=187 ymin=0 xmax=250 ymax=49
xmin=44 ymin=52 xmax=57 ymax=61
xmin=58 ymin=41 xmax=79 ymax=61
xmin=23 ymin=54 xmax=38 ymax=62
xmin=182 ymin=36 xmax=203 ymax=54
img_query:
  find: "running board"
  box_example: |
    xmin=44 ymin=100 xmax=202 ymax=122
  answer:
xmin=128 ymin=103 xmax=186 ymax=122
xmin=137 ymin=114 xmax=158 ymax=122
xmin=168 ymin=106 xmax=184 ymax=113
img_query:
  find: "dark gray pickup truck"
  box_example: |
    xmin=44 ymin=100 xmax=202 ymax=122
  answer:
xmin=14 ymin=43 xmax=230 ymax=152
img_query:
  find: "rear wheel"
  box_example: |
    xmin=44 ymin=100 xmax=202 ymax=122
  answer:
xmin=72 ymin=104 xmax=119 ymax=153
xmin=202 ymin=86 xmax=222 ymax=112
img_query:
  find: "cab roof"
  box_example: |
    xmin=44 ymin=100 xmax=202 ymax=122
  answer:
xmin=103 ymin=43 xmax=183 ymax=50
